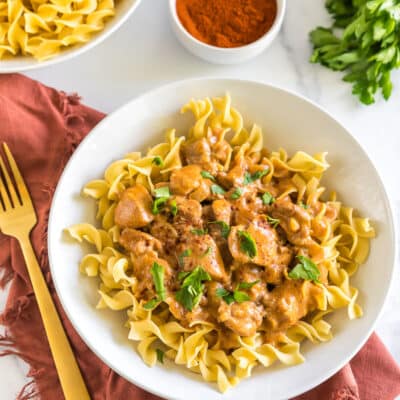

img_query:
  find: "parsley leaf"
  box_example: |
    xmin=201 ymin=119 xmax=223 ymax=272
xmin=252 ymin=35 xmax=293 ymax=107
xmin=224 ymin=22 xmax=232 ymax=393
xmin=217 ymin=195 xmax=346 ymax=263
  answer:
xmin=175 ymin=266 xmax=211 ymax=311
xmin=211 ymin=184 xmax=226 ymax=195
xmin=288 ymin=255 xmax=320 ymax=282
xmin=267 ymin=215 xmax=280 ymax=228
xmin=178 ymin=249 xmax=192 ymax=267
xmin=309 ymin=1 xmax=400 ymax=104
xmin=170 ymin=199 xmax=178 ymax=216
xmin=216 ymin=287 xmax=235 ymax=304
xmin=237 ymin=280 xmax=260 ymax=290
xmin=191 ymin=228 xmax=208 ymax=235
xmin=230 ymin=187 xmax=243 ymax=200
xmin=208 ymin=220 xmax=230 ymax=239
xmin=156 ymin=348 xmax=165 ymax=364
xmin=154 ymin=186 xmax=170 ymax=198
xmin=151 ymin=262 xmax=166 ymax=301
xmin=203 ymin=246 xmax=212 ymax=256
xmin=143 ymin=298 xmax=160 ymax=310
xmin=152 ymin=156 xmax=164 ymax=167
xmin=216 ymin=287 xmax=250 ymax=304
xmin=238 ymin=230 xmax=257 ymax=258
xmin=200 ymin=170 xmax=216 ymax=181
xmin=299 ymin=201 xmax=309 ymax=209
xmin=243 ymin=169 xmax=269 ymax=185
xmin=152 ymin=186 xmax=171 ymax=214
xmin=261 ymin=192 xmax=275 ymax=205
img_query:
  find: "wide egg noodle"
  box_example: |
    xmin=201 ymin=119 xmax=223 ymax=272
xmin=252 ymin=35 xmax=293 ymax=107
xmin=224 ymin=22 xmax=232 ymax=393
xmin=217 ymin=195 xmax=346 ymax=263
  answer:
xmin=0 ymin=0 xmax=115 ymax=60
xmin=66 ymin=93 xmax=375 ymax=392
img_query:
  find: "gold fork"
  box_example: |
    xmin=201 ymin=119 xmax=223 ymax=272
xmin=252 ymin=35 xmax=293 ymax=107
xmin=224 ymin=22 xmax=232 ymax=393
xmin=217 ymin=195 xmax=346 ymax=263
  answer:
xmin=0 ymin=143 xmax=90 ymax=400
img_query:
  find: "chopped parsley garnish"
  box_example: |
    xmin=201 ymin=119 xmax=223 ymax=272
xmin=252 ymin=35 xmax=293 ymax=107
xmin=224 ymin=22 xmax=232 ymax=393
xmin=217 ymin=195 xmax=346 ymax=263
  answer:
xmin=175 ymin=266 xmax=211 ymax=311
xmin=216 ymin=287 xmax=251 ymax=304
xmin=288 ymin=255 xmax=320 ymax=283
xmin=170 ymin=199 xmax=178 ymax=216
xmin=200 ymin=170 xmax=216 ymax=181
xmin=230 ymin=187 xmax=243 ymax=200
xmin=208 ymin=220 xmax=230 ymax=239
xmin=191 ymin=228 xmax=208 ymax=235
xmin=152 ymin=186 xmax=171 ymax=214
xmin=237 ymin=280 xmax=260 ymax=290
xmin=154 ymin=186 xmax=170 ymax=198
xmin=143 ymin=298 xmax=160 ymax=310
xmin=243 ymin=169 xmax=269 ymax=185
xmin=261 ymin=192 xmax=275 ymax=205
xmin=267 ymin=215 xmax=280 ymax=228
xmin=152 ymin=156 xmax=164 ymax=167
xmin=211 ymin=184 xmax=226 ymax=195
xmin=238 ymin=230 xmax=257 ymax=258
xmin=156 ymin=348 xmax=165 ymax=364
xmin=300 ymin=201 xmax=309 ymax=209
xmin=178 ymin=249 xmax=192 ymax=267
xmin=150 ymin=262 xmax=166 ymax=301
xmin=203 ymin=246 xmax=212 ymax=256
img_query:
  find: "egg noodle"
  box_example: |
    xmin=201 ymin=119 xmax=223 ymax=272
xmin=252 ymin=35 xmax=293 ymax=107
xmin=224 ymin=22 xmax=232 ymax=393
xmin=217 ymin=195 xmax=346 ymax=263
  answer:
xmin=66 ymin=94 xmax=375 ymax=393
xmin=0 ymin=0 xmax=115 ymax=60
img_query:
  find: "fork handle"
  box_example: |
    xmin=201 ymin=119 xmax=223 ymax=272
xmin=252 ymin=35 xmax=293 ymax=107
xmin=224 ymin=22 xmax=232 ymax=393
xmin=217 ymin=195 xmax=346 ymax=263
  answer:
xmin=19 ymin=235 xmax=90 ymax=400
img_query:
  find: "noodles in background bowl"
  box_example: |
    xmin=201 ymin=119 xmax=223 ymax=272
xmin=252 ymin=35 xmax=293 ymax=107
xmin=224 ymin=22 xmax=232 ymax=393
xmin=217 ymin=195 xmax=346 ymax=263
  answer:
xmin=66 ymin=94 xmax=375 ymax=393
xmin=0 ymin=0 xmax=115 ymax=60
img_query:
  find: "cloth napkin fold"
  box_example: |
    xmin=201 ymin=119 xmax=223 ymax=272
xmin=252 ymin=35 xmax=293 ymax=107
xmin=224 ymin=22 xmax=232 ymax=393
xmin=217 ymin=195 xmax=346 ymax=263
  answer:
xmin=0 ymin=74 xmax=399 ymax=400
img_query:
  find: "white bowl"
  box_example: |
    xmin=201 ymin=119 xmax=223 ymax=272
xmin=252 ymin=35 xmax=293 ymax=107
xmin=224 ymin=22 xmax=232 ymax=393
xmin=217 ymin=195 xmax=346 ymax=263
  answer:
xmin=48 ymin=79 xmax=396 ymax=400
xmin=169 ymin=0 xmax=286 ymax=64
xmin=0 ymin=0 xmax=142 ymax=73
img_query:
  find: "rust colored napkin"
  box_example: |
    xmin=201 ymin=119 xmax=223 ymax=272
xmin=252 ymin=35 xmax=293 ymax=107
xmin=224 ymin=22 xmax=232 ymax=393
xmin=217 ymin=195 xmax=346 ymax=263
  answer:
xmin=0 ymin=74 xmax=399 ymax=400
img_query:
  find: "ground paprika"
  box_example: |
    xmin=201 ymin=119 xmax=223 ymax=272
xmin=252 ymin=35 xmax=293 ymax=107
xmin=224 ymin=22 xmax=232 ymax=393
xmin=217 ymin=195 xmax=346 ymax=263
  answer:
xmin=176 ymin=0 xmax=277 ymax=48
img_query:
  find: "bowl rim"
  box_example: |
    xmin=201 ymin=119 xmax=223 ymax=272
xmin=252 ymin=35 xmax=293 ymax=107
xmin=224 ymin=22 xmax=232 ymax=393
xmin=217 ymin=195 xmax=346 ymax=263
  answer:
xmin=48 ymin=77 xmax=398 ymax=400
xmin=168 ymin=0 xmax=286 ymax=52
xmin=0 ymin=0 xmax=142 ymax=73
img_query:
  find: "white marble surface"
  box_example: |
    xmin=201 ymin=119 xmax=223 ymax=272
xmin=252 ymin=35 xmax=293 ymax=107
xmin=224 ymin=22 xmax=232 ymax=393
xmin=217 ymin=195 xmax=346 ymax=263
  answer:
xmin=1 ymin=0 xmax=399 ymax=398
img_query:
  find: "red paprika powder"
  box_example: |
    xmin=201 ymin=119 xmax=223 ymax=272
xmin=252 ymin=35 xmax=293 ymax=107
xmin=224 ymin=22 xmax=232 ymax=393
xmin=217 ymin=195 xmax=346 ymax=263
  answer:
xmin=176 ymin=0 xmax=277 ymax=48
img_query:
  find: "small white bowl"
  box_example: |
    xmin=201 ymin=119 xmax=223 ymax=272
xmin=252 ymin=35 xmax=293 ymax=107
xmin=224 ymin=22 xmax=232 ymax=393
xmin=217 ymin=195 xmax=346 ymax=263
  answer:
xmin=0 ymin=0 xmax=142 ymax=73
xmin=169 ymin=0 xmax=286 ymax=64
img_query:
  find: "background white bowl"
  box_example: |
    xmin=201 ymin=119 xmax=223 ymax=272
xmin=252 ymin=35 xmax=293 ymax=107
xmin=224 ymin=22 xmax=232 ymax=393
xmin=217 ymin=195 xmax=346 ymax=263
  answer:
xmin=169 ymin=0 xmax=286 ymax=64
xmin=0 ymin=0 xmax=141 ymax=73
xmin=48 ymin=79 xmax=396 ymax=400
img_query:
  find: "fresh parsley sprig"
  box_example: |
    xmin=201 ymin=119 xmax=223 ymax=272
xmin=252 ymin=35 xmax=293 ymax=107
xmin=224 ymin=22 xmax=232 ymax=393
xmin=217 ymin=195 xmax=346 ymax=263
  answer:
xmin=215 ymin=280 xmax=259 ymax=305
xmin=175 ymin=266 xmax=211 ymax=311
xmin=238 ymin=230 xmax=257 ymax=258
xmin=243 ymin=169 xmax=269 ymax=185
xmin=208 ymin=220 xmax=231 ymax=239
xmin=143 ymin=262 xmax=166 ymax=309
xmin=200 ymin=170 xmax=216 ymax=181
xmin=261 ymin=192 xmax=275 ymax=205
xmin=310 ymin=0 xmax=400 ymax=104
xmin=288 ymin=255 xmax=320 ymax=283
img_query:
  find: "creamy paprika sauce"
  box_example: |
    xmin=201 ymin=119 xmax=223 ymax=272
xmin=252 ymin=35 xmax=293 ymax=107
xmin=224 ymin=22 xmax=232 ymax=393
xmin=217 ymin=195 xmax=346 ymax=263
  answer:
xmin=114 ymin=129 xmax=337 ymax=349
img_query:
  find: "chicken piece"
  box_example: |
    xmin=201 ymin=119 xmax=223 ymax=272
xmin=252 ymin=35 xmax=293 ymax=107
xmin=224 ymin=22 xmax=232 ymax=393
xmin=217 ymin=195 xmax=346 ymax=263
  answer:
xmin=231 ymin=186 xmax=265 ymax=225
xmin=228 ymin=216 xmax=292 ymax=269
xmin=189 ymin=179 xmax=211 ymax=202
xmin=119 ymin=228 xmax=162 ymax=257
xmin=170 ymin=165 xmax=202 ymax=196
xmin=181 ymin=138 xmax=218 ymax=174
xmin=218 ymin=155 xmax=247 ymax=188
xmin=218 ymin=301 xmax=264 ymax=337
xmin=212 ymin=199 xmax=232 ymax=225
xmin=173 ymin=196 xmax=203 ymax=230
xmin=177 ymin=233 xmax=229 ymax=282
xmin=133 ymin=253 xmax=173 ymax=298
xmin=270 ymin=197 xmax=312 ymax=247
xmin=149 ymin=215 xmax=178 ymax=256
xmin=114 ymin=184 xmax=154 ymax=228
xmin=263 ymin=279 xmax=324 ymax=332
xmin=234 ymin=264 xmax=266 ymax=302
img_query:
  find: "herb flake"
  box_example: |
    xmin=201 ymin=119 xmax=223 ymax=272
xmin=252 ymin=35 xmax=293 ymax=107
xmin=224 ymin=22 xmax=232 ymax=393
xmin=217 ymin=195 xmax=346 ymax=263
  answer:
xmin=230 ymin=187 xmax=243 ymax=200
xmin=151 ymin=262 xmax=166 ymax=301
xmin=267 ymin=215 xmax=280 ymax=228
xmin=288 ymin=255 xmax=320 ymax=282
xmin=200 ymin=171 xmax=216 ymax=181
xmin=211 ymin=184 xmax=226 ymax=195
xmin=238 ymin=230 xmax=257 ymax=258
xmin=243 ymin=169 xmax=269 ymax=185
xmin=208 ymin=220 xmax=231 ymax=239
xmin=156 ymin=348 xmax=165 ymax=364
xmin=261 ymin=192 xmax=275 ymax=205
xmin=152 ymin=156 xmax=164 ymax=167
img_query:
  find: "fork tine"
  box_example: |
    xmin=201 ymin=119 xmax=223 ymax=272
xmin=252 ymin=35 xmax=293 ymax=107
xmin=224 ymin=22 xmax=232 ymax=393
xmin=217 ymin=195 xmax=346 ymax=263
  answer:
xmin=2 ymin=143 xmax=30 ymax=205
xmin=0 ymin=152 xmax=20 ymax=207
xmin=0 ymin=157 xmax=12 ymax=210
